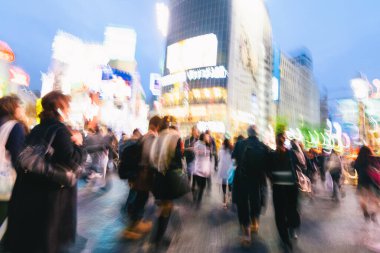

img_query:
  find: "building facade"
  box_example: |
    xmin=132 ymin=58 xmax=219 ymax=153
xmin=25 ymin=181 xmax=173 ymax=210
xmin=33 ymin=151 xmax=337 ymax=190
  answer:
xmin=276 ymin=49 xmax=320 ymax=128
xmin=160 ymin=0 xmax=273 ymax=137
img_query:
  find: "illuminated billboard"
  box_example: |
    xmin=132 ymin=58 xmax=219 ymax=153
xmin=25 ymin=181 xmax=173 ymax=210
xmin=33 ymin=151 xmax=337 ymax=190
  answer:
xmin=166 ymin=33 xmax=218 ymax=73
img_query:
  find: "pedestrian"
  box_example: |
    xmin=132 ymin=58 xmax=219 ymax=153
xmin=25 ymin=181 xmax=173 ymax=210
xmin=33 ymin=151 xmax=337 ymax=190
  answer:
xmin=84 ymin=125 xmax=108 ymax=190
xmin=268 ymin=132 xmax=300 ymax=252
xmin=4 ymin=91 xmax=84 ymax=253
xmin=217 ymin=138 xmax=233 ymax=208
xmin=149 ymin=116 xmax=187 ymax=249
xmin=184 ymin=125 xmax=199 ymax=182
xmin=354 ymin=146 xmax=379 ymax=222
xmin=205 ymin=130 xmax=217 ymax=191
xmin=192 ymin=133 xmax=212 ymax=208
xmin=122 ymin=117 xmax=161 ymax=240
xmin=326 ymin=149 xmax=344 ymax=202
xmin=0 ymin=96 xmax=26 ymax=231
xmin=232 ymin=126 xmax=270 ymax=246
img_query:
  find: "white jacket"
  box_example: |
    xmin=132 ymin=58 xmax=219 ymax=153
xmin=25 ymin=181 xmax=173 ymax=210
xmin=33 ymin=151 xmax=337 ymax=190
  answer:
xmin=217 ymin=147 xmax=233 ymax=181
xmin=193 ymin=141 xmax=212 ymax=178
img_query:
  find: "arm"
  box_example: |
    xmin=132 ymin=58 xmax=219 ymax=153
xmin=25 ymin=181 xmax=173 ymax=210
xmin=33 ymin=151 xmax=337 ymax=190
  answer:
xmin=6 ymin=123 xmax=26 ymax=168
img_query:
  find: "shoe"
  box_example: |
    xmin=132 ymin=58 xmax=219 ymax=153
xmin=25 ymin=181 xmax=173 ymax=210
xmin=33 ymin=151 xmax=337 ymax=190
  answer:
xmin=289 ymin=228 xmax=298 ymax=240
xmin=122 ymin=229 xmax=143 ymax=240
xmin=135 ymin=220 xmax=153 ymax=233
xmin=250 ymin=219 xmax=259 ymax=233
xmin=240 ymin=236 xmax=251 ymax=247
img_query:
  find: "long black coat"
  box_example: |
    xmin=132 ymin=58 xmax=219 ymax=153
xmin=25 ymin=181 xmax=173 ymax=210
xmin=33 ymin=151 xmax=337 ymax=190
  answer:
xmin=5 ymin=118 xmax=84 ymax=253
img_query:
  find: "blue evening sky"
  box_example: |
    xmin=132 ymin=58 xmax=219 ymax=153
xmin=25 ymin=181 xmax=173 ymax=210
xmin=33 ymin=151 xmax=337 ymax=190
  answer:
xmin=1 ymin=0 xmax=379 ymax=101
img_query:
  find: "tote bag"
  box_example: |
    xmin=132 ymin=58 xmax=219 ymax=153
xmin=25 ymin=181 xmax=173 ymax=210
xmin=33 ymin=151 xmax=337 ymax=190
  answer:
xmin=0 ymin=120 xmax=17 ymax=201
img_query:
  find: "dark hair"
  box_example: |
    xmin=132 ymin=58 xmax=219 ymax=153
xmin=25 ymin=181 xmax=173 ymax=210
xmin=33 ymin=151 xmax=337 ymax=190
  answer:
xmin=149 ymin=115 xmax=161 ymax=130
xmin=132 ymin=128 xmax=141 ymax=134
xmin=39 ymin=91 xmax=71 ymax=121
xmin=276 ymin=132 xmax=286 ymax=147
xmin=0 ymin=95 xmax=22 ymax=120
xmin=356 ymin=146 xmax=373 ymax=168
xmin=223 ymin=138 xmax=232 ymax=151
xmin=199 ymin=133 xmax=205 ymax=142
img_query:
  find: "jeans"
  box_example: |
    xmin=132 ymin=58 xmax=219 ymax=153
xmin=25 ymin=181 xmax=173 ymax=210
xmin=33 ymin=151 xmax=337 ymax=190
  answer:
xmin=193 ymin=175 xmax=207 ymax=206
xmin=124 ymin=188 xmax=149 ymax=225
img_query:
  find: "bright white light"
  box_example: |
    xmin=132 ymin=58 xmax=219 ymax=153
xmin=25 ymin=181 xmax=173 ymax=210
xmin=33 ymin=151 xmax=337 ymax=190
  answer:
xmin=351 ymin=78 xmax=369 ymax=100
xmin=156 ymin=3 xmax=169 ymax=37
xmin=166 ymin=33 xmax=218 ymax=73
xmin=104 ymin=26 xmax=137 ymax=61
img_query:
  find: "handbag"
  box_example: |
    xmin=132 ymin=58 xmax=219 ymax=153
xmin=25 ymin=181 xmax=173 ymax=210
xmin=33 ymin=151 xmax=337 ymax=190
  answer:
xmin=296 ymin=170 xmax=312 ymax=193
xmin=152 ymin=169 xmax=190 ymax=200
xmin=0 ymin=120 xmax=17 ymax=201
xmin=17 ymin=127 xmax=77 ymax=187
xmin=227 ymin=167 xmax=235 ymax=185
xmin=367 ymin=166 xmax=380 ymax=188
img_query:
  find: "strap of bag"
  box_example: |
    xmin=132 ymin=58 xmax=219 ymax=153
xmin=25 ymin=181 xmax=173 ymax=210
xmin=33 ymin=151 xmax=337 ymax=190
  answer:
xmin=44 ymin=125 xmax=64 ymax=155
xmin=0 ymin=120 xmax=17 ymax=148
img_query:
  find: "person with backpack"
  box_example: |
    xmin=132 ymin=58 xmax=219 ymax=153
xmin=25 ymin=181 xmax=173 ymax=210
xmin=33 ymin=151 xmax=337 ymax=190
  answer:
xmin=0 ymin=95 xmax=26 ymax=238
xmin=326 ymin=148 xmax=344 ymax=202
xmin=232 ymin=125 xmax=270 ymax=246
xmin=268 ymin=132 xmax=301 ymax=252
xmin=120 ymin=117 xmax=161 ymax=240
xmin=184 ymin=125 xmax=199 ymax=182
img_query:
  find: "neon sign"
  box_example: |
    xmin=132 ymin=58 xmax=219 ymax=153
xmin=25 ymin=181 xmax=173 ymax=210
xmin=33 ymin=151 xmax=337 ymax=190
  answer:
xmin=186 ymin=66 xmax=228 ymax=81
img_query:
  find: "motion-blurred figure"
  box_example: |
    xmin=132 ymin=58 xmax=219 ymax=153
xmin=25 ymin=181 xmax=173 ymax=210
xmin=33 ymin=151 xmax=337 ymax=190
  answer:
xmin=232 ymin=126 xmax=270 ymax=246
xmin=5 ymin=91 xmax=84 ymax=253
xmin=326 ymin=149 xmax=344 ymax=202
xmin=268 ymin=132 xmax=300 ymax=252
xmin=149 ymin=116 xmax=186 ymax=249
xmin=121 ymin=118 xmax=160 ymax=240
xmin=354 ymin=146 xmax=379 ymax=222
xmin=217 ymin=138 xmax=233 ymax=208
xmin=192 ymin=133 xmax=212 ymax=208
xmin=184 ymin=126 xmax=199 ymax=182
xmin=0 ymin=96 xmax=26 ymax=228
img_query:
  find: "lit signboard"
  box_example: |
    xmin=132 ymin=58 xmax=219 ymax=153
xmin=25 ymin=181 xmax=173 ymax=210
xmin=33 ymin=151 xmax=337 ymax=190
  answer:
xmin=161 ymin=65 xmax=228 ymax=87
xmin=166 ymin=33 xmax=218 ymax=73
xmin=187 ymin=66 xmax=227 ymax=81
xmin=150 ymin=73 xmax=162 ymax=96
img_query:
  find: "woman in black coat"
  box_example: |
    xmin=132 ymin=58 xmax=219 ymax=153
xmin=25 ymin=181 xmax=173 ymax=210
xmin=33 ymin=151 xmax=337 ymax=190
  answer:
xmin=4 ymin=91 xmax=84 ymax=253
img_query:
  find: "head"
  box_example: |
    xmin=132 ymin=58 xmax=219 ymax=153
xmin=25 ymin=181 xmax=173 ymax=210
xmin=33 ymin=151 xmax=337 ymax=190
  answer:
xmin=149 ymin=115 xmax=161 ymax=133
xmin=276 ymin=132 xmax=286 ymax=150
xmin=223 ymin=138 xmax=231 ymax=150
xmin=199 ymin=133 xmax=205 ymax=142
xmin=159 ymin=115 xmax=177 ymax=132
xmin=247 ymin=125 xmax=257 ymax=138
xmin=191 ymin=125 xmax=199 ymax=138
xmin=0 ymin=95 xmax=24 ymax=121
xmin=357 ymin=146 xmax=374 ymax=163
xmin=39 ymin=91 xmax=71 ymax=122
xmin=132 ymin=128 xmax=142 ymax=139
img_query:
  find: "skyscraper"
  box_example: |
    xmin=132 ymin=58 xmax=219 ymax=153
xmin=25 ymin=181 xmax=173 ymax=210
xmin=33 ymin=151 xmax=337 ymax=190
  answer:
xmin=160 ymin=0 xmax=273 ymax=137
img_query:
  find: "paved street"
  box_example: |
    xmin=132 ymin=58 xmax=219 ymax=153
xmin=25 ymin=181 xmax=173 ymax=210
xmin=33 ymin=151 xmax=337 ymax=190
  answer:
xmin=73 ymin=173 xmax=380 ymax=253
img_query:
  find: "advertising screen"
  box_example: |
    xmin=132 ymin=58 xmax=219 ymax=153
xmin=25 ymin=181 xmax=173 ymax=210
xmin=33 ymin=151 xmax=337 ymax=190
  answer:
xmin=166 ymin=33 xmax=218 ymax=73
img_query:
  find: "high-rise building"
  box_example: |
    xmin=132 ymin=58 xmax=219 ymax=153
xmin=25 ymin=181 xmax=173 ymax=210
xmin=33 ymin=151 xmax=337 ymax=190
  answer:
xmin=275 ymin=49 xmax=320 ymax=128
xmin=160 ymin=0 xmax=273 ymax=137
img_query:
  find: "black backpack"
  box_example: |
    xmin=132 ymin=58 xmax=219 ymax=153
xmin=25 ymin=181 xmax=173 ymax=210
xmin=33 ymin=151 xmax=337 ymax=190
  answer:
xmin=118 ymin=140 xmax=142 ymax=180
xmin=241 ymin=141 xmax=268 ymax=180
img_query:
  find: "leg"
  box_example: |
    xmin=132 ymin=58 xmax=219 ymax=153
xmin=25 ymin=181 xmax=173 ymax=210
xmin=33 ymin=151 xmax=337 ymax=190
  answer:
xmin=196 ymin=177 xmax=206 ymax=207
xmin=151 ymin=200 xmax=173 ymax=244
xmin=273 ymin=185 xmax=292 ymax=249
xmin=286 ymin=186 xmax=300 ymax=238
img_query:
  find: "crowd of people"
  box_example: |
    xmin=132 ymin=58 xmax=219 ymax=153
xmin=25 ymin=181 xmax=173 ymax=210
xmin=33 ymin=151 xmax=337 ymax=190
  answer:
xmin=0 ymin=90 xmax=379 ymax=253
